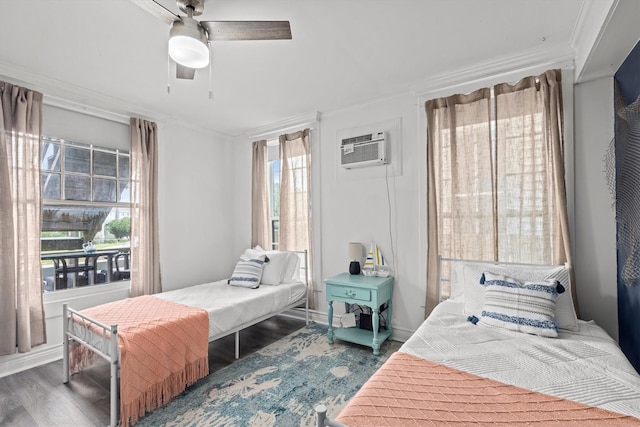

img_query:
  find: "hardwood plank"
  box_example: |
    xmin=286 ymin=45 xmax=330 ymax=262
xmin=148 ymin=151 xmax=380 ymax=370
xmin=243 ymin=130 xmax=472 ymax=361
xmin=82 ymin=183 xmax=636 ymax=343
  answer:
xmin=1 ymin=315 xmax=306 ymax=425
xmin=3 ymin=369 xmax=99 ymax=426
xmin=0 ymin=376 xmax=37 ymax=427
xmin=37 ymin=360 xmax=111 ymax=426
xmin=208 ymin=315 xmax=305 ymax=371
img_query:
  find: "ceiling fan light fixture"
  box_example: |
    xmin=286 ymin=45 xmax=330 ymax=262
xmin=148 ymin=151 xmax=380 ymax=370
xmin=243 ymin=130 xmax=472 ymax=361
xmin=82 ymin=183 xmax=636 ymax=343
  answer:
xmin=168 ymin=17 xmax=209 ymax=69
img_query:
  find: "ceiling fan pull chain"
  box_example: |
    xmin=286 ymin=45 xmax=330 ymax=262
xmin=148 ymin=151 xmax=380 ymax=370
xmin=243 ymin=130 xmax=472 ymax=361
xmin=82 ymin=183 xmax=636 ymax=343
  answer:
xmin=167 ymin=53 xmax=171 ymax=94
xmin=208 ymin=42 xmax=213 ymax=100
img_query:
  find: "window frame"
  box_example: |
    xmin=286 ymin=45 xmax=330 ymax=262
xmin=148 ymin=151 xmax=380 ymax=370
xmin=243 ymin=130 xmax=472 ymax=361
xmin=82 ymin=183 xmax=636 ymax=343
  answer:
xmin=40 ymin=135 xmax=132 ymax=293
xmin=267 ymin=141 xmax=280 ymax=250
xmin=434 ymin=89 xmax=562 ymax=299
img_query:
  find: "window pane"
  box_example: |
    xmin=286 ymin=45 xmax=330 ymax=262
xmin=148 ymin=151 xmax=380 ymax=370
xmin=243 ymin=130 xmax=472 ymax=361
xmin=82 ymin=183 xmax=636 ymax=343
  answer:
xmin=43 ymin=205 xmax=113 ymax=235
xmin=42 ymin=173 xmax=61 ymax=200
xmin=119 ymin=180 xmax=130 ymax=203
xmin=41 ymin=205 xmax=131 ymax=290
xmin=41 ymin=141 xmax=60 ymax=171
xmin=41 ymin=135 xmax=131 ymax=293
xmin=93 ymin=178 xmax=117 ymax=202
xmin=94 ymin=151 xmax=117 ymax=177
xmin=272 ymin=219 xmax=279 ymax=250
xmin=269 ymin=160 xmax=280 ymax=218
xmin=64 ymin=175 xmax=91 ymax=201
xmin=104 ymin=208 xmax=131 ymax=241
xmin=64 ymin=146 xmax=90 ymax=174
xmin=119 ymin=155 xmax=130 ymax=179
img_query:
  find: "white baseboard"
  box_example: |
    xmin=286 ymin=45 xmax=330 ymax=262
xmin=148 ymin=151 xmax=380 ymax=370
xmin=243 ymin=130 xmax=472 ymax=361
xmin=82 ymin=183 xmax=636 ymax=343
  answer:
xmin=0 ymin=344 xmax=62 ymax=378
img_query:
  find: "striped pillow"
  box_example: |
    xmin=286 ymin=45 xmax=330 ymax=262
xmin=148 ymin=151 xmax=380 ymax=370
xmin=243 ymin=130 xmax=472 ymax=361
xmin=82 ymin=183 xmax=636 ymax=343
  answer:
xmin=462 ymin=262 xmax=578 ymax=331
xmin=478 ymin=272 xmax=560 ymax=338
xmin=228 ymin=255 xmax=268 ymax=288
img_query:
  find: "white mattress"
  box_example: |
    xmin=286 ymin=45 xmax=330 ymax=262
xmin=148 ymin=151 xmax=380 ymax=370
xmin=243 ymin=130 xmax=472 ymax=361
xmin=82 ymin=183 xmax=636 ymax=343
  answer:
xmin=401 ymin=300 xmax=640 ymax=418
xmin=154 ymin=280 xmax=306 ymax=340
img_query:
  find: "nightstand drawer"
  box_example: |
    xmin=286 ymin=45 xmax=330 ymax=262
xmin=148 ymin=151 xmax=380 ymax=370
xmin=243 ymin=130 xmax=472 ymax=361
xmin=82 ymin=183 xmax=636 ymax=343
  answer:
xmin=329 ymin=286 xmax=371 ymax=302
xmin=325 ymin=273 xmax=394 ymax=355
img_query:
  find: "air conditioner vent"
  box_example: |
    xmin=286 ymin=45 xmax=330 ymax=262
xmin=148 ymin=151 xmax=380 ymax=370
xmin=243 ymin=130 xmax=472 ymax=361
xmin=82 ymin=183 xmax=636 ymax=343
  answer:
xmin=340 ymin=130 xmax=387 ymax=169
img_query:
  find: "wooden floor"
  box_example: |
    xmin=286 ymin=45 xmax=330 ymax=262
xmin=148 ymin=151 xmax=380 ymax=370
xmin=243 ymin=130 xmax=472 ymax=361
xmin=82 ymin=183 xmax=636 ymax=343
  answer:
xmin=0 ymin=315 xmax=307 ymax=427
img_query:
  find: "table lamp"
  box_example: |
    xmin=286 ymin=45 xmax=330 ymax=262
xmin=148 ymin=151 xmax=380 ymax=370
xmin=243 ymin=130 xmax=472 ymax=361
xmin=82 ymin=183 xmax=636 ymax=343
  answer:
xmin=348 ymin=242 xmax=362 ymax=275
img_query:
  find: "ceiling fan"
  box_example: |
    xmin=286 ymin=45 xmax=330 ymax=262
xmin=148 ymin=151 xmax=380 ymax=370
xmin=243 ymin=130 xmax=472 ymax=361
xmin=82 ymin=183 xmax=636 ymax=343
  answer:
xmin=131 ymin=0 xmax=292 ymax=81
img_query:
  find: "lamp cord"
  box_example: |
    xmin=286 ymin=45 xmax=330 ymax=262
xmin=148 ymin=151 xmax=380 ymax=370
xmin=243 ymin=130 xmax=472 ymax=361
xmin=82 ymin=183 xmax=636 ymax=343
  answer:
xmin=385 ymin=164 xmax=397 ymax=277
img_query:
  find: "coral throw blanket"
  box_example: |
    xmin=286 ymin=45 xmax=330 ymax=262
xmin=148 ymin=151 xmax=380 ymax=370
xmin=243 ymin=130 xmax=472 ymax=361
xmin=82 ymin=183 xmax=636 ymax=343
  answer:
xmin=337 ymin=352 xmax=639 ymax=426
xmin=70 ymin=295 xmax=209 ymax=427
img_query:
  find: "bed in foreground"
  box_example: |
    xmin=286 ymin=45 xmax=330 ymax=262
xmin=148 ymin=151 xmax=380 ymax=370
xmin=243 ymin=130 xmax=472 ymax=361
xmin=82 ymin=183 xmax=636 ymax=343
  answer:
xmin=63 ymin=249 xmax=309 ymax=427
xmin=316 ymin=259 xmax=640 ymax=426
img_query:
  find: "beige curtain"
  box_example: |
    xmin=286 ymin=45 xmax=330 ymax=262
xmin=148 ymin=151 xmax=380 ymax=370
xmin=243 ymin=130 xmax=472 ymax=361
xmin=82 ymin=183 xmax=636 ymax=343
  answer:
xmin=279 ymin=129 xmax=314 ymax=309
xmin=130 ymin=118 xmax=162 ymax=297
xmin=425 ymin=69 xmax=575 ymax=317
xmin=425 ymin=88 xmax=493 ymax=315
xmin=251 ymin=140 xmax=270 ymax=248
xmin=0 ymin=81 xmax=46 ymax=355
xmin=494 ymin=69 xmax=577 ymax=312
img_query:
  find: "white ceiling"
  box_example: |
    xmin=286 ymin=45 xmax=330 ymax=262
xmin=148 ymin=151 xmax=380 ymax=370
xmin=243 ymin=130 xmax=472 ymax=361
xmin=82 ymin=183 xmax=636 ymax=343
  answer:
xmin=0 ymin=0 xmax=598 ymax=136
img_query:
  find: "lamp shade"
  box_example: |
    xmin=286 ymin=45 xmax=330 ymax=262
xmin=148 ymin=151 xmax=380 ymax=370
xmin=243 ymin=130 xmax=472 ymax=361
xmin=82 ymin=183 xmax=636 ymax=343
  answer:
xmin=168 ymin=17 xmax=210 ymax=69
xmin=347 ymin=242 xmax=362 ymax=261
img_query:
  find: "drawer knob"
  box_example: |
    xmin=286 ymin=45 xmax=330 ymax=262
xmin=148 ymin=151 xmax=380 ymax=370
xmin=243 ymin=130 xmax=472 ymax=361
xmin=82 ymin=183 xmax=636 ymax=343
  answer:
xmin=344 ymin=289 xmax=356 ymax=297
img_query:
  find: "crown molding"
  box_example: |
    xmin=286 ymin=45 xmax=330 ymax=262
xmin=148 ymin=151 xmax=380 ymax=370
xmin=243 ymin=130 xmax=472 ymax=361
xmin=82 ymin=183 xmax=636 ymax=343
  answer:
xmin=571 ymin=0 xmax=618 ymax=83
xmin=318 ymin=46 xmax=577 ymax=119
xmin=412 ymin=46 xmax=576 ymax=100
xmin=243 ymin=111 xmax=321 ymax=141
xmin=44 ymin=95 xmax=131 ymax=125
xmin=572 ymin=0 xmax=640 ymax=84
xmin=0 ymin=60 xmax=234 ymax=140
xmin=569 ymin=0 xmax=597 ymax=49
xmin=0 ymin=60 xmax=168 ymax=124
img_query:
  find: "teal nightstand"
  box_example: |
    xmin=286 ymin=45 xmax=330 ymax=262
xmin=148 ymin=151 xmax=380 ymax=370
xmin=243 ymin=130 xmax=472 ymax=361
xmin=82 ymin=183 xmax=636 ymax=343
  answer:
xmin=325 ymin=273 xmax=393 ymax=355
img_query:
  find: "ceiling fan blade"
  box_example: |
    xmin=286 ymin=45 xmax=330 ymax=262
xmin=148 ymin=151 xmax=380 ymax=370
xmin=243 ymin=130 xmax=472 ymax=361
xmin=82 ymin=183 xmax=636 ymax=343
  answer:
xmin=201 ymin=21 xmax=292 ymax=41
xmin=176 ymin=64 xmax=196 ymax=80
xmin=130 ymin=0 xmax=179 ymax=24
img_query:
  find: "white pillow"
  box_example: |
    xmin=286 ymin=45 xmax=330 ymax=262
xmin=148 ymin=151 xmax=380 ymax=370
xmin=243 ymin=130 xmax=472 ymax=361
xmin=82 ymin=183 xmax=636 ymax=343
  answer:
xmin=243 ymin=248 xmax=289 ymax=285
xmin=228 ymin=255 xmax=267 ymax=288
xmin=462 ymin=261 xmax=578 ymax=331
xmin=282 ymin=252 xmax=301 ymax=283
xmin=478 ymin=272 xmax=560 ymax=338
xmin=243 ymin=246 xmax=303 ymax=285
xmin=448 ymin=260 xmax=466 ymax=302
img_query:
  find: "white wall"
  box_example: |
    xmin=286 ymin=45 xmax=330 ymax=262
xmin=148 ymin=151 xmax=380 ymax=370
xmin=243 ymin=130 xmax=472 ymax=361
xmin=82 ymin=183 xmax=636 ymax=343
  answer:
xmin=0 ymin=118 xmax=235 ymax=378
xmin=317 ymin=96 xmax=423 ymax=337
xmin=573 ymin=77 xmax=618 ymax=339
xmin=2 ymin=37 xmax=630 ymax=378
xmin=158 ymin=123 xmax=237 ymax=290
xmin=233 ymin=138 xmax=252 ymax=256
xmin=233 ymin=94 xmax=424 ymax=339
xmin=231 ymin=67 xmax=623 ymax=342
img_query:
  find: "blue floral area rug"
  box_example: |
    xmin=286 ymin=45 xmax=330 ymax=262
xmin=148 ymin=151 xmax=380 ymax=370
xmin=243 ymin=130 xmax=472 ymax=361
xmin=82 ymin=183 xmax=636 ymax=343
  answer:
xmin=136 ymin=322 xmax=400 ymax=427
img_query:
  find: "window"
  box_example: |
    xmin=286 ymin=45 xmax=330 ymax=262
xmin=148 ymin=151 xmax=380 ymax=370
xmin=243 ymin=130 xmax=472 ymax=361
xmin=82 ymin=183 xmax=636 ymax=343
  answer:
xmin=253 ymin=128 xmax=314 ymax=308
xmin=266 ymin=137 xmax=310 ymax=251
xmin=40 ymin=135 xmax=131 ymax=292
xmin=426 ymin=71 xmax=570 ymax=311
xmin=268 ymin=157 xmax=280 ymax=249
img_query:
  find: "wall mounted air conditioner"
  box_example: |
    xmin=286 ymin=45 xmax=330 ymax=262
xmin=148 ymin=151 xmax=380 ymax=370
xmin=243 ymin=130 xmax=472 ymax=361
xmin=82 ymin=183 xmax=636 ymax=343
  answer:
xmin=340 ymin=130 xmax=388 ymax=168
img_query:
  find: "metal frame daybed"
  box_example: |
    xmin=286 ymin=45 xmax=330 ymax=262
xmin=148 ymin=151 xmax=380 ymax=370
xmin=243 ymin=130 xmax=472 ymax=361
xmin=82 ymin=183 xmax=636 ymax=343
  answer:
xmin=63 ymin=250 xmax=310 ymax=427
